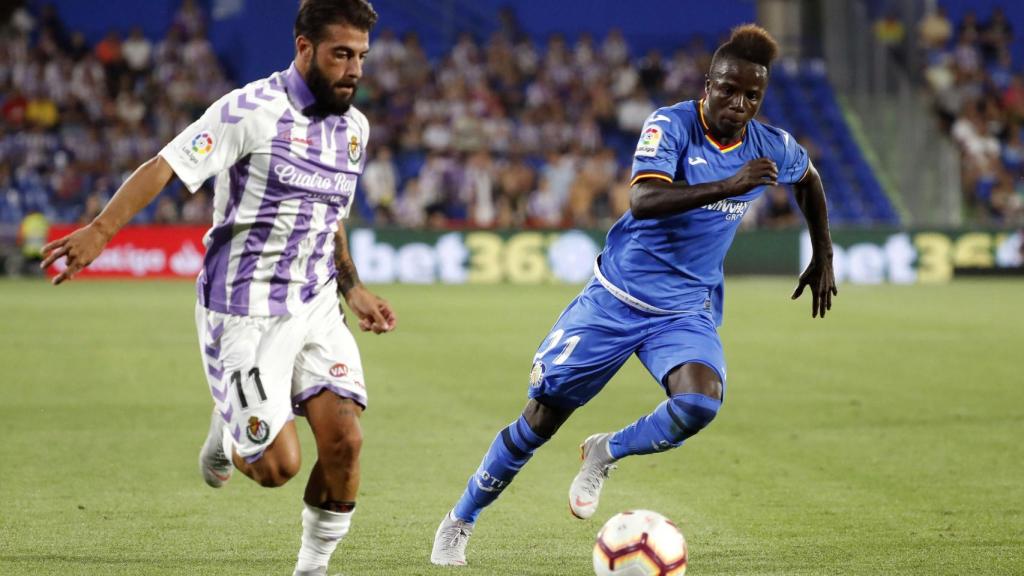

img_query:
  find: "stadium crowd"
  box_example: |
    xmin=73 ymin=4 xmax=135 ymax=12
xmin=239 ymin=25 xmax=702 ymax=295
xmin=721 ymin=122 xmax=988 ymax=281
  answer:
xmin=1 ymin=0 xmax=227 ymax=228
xmin=0 ymin=2 xmax=806 ymax=232
xmin=920 ymin=5 xmax=1024 ymax=224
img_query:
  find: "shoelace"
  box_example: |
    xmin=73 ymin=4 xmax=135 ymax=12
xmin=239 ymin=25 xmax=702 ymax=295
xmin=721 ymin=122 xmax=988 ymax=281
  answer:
xmin=209 ymin=440 xmax=230 ymax=468
xmin=582 ymin=463 xmax=617 ymax=496
xmin=441 ymin=524 xmax=471 ymax=553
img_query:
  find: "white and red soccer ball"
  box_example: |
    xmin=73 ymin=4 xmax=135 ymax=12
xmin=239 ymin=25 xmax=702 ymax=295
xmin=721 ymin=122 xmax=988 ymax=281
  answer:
xmin=593 ymin=510 xmax=687 ymax=576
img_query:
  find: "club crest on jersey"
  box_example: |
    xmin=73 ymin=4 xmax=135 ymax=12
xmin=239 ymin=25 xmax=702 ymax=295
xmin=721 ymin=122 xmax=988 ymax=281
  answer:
xmin=635 ymin=126 xmax=662 ymax=157
xmin=348 ymin=135 xmax=362 ymax=164
xmin=246 ymin=416 xmax=270 ymax=444
xmin=330 ymin=363 xmax=349 ymax=378
xmin=529 ymin=361 xmax=545 ymax=386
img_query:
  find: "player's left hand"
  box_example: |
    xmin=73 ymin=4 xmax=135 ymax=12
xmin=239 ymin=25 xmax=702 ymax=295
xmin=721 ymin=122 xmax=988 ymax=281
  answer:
xmin=345 ymin=285 xmax=397 ymax=334
xmin=791 ymin=255 xmax=837 ymax=318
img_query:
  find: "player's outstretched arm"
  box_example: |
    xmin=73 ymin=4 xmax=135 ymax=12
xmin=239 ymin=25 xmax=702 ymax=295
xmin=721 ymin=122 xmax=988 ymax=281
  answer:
xmin=630 ymin=158 xmax=778 ymax=219
xmin=40 ymin=155 xmax=175 ymax=285
xmin=790 ymin=161 xmax=837 ymax=318
xmin=334 ymin=222 xmax=396 ymax=334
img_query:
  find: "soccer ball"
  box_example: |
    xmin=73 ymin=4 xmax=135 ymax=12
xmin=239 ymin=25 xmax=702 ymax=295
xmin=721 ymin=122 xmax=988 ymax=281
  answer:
xmin=593 ymin=510 xmax=687 ymax=576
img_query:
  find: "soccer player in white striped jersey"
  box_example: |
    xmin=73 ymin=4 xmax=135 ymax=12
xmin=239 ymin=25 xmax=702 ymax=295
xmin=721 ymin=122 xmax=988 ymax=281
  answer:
xmin=41 ymin=2 xmax=392 ymax=574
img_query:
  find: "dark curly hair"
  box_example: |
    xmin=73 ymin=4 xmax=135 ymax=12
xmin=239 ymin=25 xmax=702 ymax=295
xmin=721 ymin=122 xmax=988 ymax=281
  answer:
xmin=710 ymin=23 xmax=780 ymax=71
xmin=294 ymin=0 xmax=379 ymax=42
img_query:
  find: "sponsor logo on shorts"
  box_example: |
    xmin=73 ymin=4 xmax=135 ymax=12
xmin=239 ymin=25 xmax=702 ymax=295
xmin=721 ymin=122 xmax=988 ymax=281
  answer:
xmin=246 ymin=416 xmax=270 ymax=444
xmin=330 ymin=363 xmax=349 ymax=378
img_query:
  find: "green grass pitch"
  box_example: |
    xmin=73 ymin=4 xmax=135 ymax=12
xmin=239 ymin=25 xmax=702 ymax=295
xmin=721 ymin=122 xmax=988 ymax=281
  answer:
xmin=1 ymin=278 xmax=1021 ymax=575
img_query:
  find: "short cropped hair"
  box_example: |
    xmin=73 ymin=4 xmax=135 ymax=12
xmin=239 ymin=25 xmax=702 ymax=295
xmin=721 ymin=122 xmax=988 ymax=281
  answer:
xmin=710 ymin=24 xmax=780 ymax=71
xmin=294 ymin=0 xmax=379 ymax=42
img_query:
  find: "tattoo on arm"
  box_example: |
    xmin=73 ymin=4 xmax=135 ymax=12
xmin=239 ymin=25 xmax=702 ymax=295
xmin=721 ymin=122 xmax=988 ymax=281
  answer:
xmin=334 ymin=226 xmax=361 ymax=297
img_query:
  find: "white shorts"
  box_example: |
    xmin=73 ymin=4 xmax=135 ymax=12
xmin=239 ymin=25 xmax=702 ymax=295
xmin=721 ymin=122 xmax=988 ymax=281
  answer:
xmin=195 ymin=287 xmax=366 ymax=461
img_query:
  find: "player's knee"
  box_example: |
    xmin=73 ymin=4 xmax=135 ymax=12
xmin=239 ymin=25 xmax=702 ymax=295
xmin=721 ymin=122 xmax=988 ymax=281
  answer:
xmin=320 ymin=428 xmax=363 ymax=467
xmin=252 ymin=453 xmax=301 ymax=488
xmin=666 ymin=364 xmax=723 ymax=401
xmin=666 ymin=393 xmax=722 ymax=441
xmin=522 ymin=399 xmax=574 ymax=438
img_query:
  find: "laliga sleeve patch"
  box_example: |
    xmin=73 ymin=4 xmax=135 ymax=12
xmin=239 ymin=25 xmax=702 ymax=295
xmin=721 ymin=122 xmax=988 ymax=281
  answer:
xmin=635 ymin=125 xmax=662 ymax=157
xmin=180 ymin=131 xmax=215 ymax=167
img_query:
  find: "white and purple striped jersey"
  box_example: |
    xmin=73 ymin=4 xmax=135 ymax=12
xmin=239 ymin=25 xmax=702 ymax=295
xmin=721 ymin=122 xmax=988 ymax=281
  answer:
xmin=160 ymin=63 xmax=368 ymax=317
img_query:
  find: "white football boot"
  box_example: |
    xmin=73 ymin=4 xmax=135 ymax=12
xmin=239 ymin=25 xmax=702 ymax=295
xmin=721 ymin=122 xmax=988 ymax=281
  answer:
xmin=292 ymin=568 xmax=327 ymax=576
xmin=568 ymin=433 xmax=617 ymax=519
xmin=430 ymin=510 xmax=474 ymax=566
xmin=198 ymin=407 xmax=233 ymax=488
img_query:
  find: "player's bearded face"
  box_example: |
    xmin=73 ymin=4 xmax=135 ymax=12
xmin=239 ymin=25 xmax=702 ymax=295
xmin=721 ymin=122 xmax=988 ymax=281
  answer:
xmin=307 ymin=48 xmax=358 ymax=115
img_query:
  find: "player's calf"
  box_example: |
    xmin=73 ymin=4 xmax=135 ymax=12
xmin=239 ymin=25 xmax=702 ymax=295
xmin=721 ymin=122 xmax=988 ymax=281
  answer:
xmin=608 ymin=392 xmax=722 ymax=458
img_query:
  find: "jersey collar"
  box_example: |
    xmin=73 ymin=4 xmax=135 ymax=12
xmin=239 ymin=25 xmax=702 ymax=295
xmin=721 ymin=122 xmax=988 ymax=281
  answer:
xmin=698 ymin=99 xmax=745 ymax=153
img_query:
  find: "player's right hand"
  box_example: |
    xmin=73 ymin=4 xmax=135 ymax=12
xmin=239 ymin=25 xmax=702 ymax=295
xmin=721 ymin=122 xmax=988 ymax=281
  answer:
xmin=40 ymin=224 xmax=111 ymax=285
xmin=728 ymin=158 xmax=778 ymax=194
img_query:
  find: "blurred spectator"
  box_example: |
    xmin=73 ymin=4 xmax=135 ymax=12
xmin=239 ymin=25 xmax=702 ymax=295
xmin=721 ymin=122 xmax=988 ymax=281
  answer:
xmin=363 ymin=146 xmax=399 ymax=215
xmin=495 ymin=155 xmax=535 ymax=227
xmin=528 ymin=176 xmax=564 ymax=227
xmin=569 ymin=148 xmax=618 ymax=227
xmin=617 ymin=88 xmax=656 ymax=133
xmin=395 ymin=177 xmax=427 ymax=228
xmin=181 ymin=189 xmax=213 ymax=225
xmin=874 ymin=12 xmax=906 ymax=48
xmin=17 ymin=211 xmax=49 ymax=274
xmin=608 ymin=168 xmax=632 ymax=220
xmin=77 ymin=192 xmax=103 ymax=224
xmin=922 ymin=6 xmax=1024 ymax=224
xmin=173 ymin=0 xmax=204 ymax=38
xmin=980 ymin=7 xmax=1013 ymax=62
xmin=602 ymin=28 xmax=630 ymax=67
xmin=121 ymin=26 xmax=152 ymax=76
xmin=759 ymin=186 xmax=800 ymax=229
xmin=918 ymin=7 xmax=952 ymax=51
xmin=638 ymin=49 xmax=667 ymax=93
xmin=152 ymin=195 xmax=179 ymax=224
xmin=463 ymin=151 xmax=496 ymax=227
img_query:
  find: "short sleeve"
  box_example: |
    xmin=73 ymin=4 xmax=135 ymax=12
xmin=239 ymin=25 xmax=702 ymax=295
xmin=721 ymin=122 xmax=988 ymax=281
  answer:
xmin=774 ymin=129 xmax=810 ymax=185
xmin=630 ymin=109 xmax=688 ymax=186
xmin=159 ymin=92 xmax=253 ymax=193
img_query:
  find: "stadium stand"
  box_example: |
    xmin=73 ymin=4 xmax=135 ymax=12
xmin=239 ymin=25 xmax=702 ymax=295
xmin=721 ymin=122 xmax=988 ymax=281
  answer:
xmin=917 ymin=4 xmax=1023 ymax=225
xmin=1 ymin=1 xmax=900 ymax=230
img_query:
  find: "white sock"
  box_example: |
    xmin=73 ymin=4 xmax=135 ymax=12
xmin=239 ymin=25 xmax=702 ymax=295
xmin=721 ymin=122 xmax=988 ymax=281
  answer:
xmin=295 ymin=503 xmax=353 ymax=572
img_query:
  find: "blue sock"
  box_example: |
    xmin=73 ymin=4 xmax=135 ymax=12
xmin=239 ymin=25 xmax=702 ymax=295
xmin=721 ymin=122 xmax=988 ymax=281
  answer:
xmin=608 ymin=393 xmax=722 ymax=459
xmin=452 ymin=415 xmax=548 ymax=522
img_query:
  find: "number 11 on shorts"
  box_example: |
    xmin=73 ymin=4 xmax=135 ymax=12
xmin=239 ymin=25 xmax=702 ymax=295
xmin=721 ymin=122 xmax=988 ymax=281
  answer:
xmin=231 ymin=367 xmax=267 ymax=408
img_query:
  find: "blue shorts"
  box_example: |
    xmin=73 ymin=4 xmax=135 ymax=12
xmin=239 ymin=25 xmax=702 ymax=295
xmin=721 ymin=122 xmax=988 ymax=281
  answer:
xmin=527 ymin=279 xmax=726 ymax=409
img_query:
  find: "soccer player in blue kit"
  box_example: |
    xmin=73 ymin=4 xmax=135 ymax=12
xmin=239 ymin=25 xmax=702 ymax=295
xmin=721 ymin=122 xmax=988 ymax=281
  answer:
xmin=431 ymin=24 xmax=838 ymax=566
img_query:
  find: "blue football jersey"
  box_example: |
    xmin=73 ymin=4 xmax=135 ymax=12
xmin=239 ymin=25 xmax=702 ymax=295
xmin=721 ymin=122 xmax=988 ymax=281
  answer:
xmin=598 ymin=99 xmax=809 ymax=325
